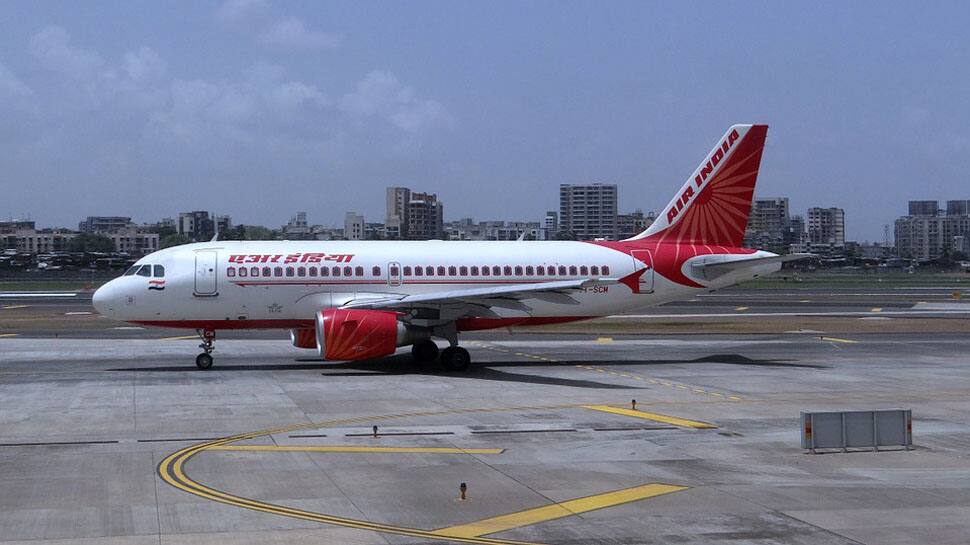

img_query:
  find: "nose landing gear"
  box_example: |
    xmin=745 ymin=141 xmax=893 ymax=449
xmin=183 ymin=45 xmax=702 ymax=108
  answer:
xmin=196 ymin=328 xmax=215 ymax=369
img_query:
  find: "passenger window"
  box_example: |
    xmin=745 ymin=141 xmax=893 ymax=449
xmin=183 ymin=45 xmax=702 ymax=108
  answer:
xmin=355 ymin=266 xmax=364 ymax=276
xmin=286 ymin=267 xmax=294 ymax=277
xmin=558 ymin=266 xmax=567 ymax=275
xmin=602 ymin=265 xmax=610 ymax=275
xmin=250 ymin=266 xmax=259 ymax=277
xmin=591 ymin=266 xmax=600 ymax=276
xmin=344 ymin=266 xmax=352 ymax=276
xmin=526 ymin=266 xmax=534 ymax=276
xmin=580 ymin=266 xmax=588 ymax=275
xmin=470 ymin=266 xmax=479 ymax=276
xmin=123 ymin=266 xmax=138 ymax=276
xmin=569 ymin=266 xmax=578 ymax=276
xmin=414 ymin=266 xmax=423 ymax=276
xmin=137 ymin=265 xmax=151 ymax=277
xmin=425 ymin=266 xmax=433 ymax=276
xmin=514 ymin=266 xmax=523 ymax=276
xmin=437 ymin=266 xmax=446 ymax=276
xmin=320 ymin=266 xmax=329 ymax=277
xmin=459 ymin=266 xmax=468 ymax=276
xmin=153 ymin=265 xmax=165 ymax=277
xmin=227 ymin=267 xmax=236 ymax=277
xmin=492 ymin=266 xmax=501 ymax=276
xmin=297 ymin=267 xmax=306 ymax=277
xmin=390 ymin=265 xmax=399 ymax=276
xmin=481 ymin=266 xmax=490 ymax=276
xmin=536 ymin=266 xmax=544 ymax=275
xmin=308 ymin=267 xmax=317 ymax=277
xmin=262 ymin=266 xmax=271 ymax=277
xmin=274 ymin=267 xmax=283 ymax=277
xmin=503 ymin=266 xmax=512 ymax=276
xmin=238 ymin=267 xmax=248 ymax=277
xmin=403 ymin=266 xmax=412 ymax=276
xmin=332 ymin=266 xmax=341 ymax=277
xmin=372 ymin=266 xmax=381 ymax=276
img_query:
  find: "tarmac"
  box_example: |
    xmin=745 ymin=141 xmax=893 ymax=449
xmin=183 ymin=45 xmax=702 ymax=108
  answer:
xmin=2 ymin=288 xmax=970 ymax=544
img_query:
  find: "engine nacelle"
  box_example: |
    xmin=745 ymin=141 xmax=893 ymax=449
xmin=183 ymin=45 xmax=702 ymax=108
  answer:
xmin=315 ymin=308 xmax=426 ymax=361
xmin=290 ymin=328 xmax=317 ymax=349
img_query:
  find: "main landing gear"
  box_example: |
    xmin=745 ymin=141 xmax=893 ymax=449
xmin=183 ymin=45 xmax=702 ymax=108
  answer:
xmin=195 ymin=328 xmax=215 ymax=369
xmin=410 ymin=339 xmax=471 ymax=371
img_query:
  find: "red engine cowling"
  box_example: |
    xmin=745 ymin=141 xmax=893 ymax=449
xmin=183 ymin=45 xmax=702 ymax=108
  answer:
xmin=315 ymin=308 xmax=405 ymax=361
xmin=290 ymin=328 xmax=317 ymax=349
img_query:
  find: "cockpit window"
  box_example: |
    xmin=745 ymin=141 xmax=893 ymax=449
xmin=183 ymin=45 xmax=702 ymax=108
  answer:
xmin=123 ymin=266 xmax=138 ymax=276
xmin=136 ymin=265 xmax=151 ymax=277
xmin=153 ymin=265 xmax=165 ymax=278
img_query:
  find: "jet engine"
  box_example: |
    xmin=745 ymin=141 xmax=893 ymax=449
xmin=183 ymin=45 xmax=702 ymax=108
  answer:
xmin=315 ymin=308 xmax=426 ymax=361
xmin=290 ymin=328 xmax=317 ymax=349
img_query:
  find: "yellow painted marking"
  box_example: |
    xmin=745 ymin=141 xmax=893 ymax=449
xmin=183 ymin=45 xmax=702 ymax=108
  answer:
xmin=734 ymin=306 xmax=749 ymax=311
xmin=2 ymin=304 xmax=28 ymax=310
xmin=595 ymin=337 xmax=613 ymax=343
xmin=692 ymin=389 xmax=706 ymax=393
xmin=820 ymin=336 xmax=858 ymax=344
xmin=710 ymin=392 xmax=723 ymax=397
xmin=595 ymin=368 xmax=606 ymax=373
xmin=582 ymin=405 xmax=717 ymax=429
xmin=0 ymin=333 xmax=18 ymax=337
xmin=676 ymin=385 xmax=687 ymax=389
xmin=209 ymin=445 xmax=504 ymax=455
xmin=728 ymin=395 xmax=742 ymax=401
xmin=633 ymin=376 xmax=643 ymax=381
xmin=432 ymin=483 xmax=687 ymax=538
xmin=160 ymin=335 xmax=199 ymax=341
xmin=871 ymin=307 xmax=882 ymax=312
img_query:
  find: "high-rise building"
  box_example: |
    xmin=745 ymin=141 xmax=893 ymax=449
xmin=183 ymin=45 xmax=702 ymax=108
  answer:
xmin=282 ymin=211 xmax=313 ymax=239
xmin=745 ymin=198 xmax=790 ymax=251
xmin=543 ymin=211 xmax=558 ymax=239
xmin=178 ymin=211 xmax=232 ymax=241
xmin=559 ymin=183 xmax=618 ymax=240
xmin=385 ymin=187 xmax=411 ymax=239
xmin=807 ymin=207 xmax=845 ymax=247
xmin=78 ymin=216 xmax=132 ymax=234
xmin=896 ymin=200 xmax=970 ymax=260
xmin=406 ymin=191 xmax=444 ymax=240
xmin=909 ymin=200 xmax=939 ymax=217
xmin=344 ymin=212 xmax=364 ymax=240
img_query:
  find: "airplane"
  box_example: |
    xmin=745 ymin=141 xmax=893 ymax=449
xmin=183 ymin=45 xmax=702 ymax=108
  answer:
xmin=93 ymin=124 xmax=805 ymax=370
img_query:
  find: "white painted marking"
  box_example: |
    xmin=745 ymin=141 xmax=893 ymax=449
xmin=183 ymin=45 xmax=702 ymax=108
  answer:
xmin=112 ymin=326 xmax=146 ymax=330
xmin=64 ymin=311 xmax=93 ymax=315
xmin=0 ymin=292 xmax=79 ymax=298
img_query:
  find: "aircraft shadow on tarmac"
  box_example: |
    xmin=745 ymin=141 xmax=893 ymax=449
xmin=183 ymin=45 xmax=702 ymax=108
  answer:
xmin=109 ymin=353 xmax=824 ymax=389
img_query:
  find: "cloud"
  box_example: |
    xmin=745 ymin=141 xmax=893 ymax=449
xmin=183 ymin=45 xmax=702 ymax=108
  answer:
xmin=340 ymin=70 xmax=453 ymax=133
xmin=257 ymin=17 xmax=340 ymax=50
xmin=215 ymin=0 xmax=269 ymax=27
xmin=123 ymin=46 xmax=168 ymax=83
xmin=29 ymin=26 xmax=103 ymax=78
xmin=0 ymin=62 xmax=33 ymax=97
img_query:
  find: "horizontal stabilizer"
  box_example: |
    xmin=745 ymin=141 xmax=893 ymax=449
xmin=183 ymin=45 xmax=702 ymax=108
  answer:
xmin=692 ymin=253 xmax=813 ymax=280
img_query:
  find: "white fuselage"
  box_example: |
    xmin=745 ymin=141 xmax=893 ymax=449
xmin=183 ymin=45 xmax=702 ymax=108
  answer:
xmin=92 ymin=240 xmax=778 ymax=329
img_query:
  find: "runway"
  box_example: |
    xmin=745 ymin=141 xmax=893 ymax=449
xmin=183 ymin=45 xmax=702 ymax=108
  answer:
xmin=2 ymin=319 xmax=970 ymax=544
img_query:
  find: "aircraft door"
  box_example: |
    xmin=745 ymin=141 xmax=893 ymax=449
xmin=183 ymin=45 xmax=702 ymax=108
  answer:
xmin=194 ymin=250 xmax=219 ymax=296
xmin=387 ymin=262 xmax=402 ymax=287
xmin=630 ymin=250 xmax=654 ymax=294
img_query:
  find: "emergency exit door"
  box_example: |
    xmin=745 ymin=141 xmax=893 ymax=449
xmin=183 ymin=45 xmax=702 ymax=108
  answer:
xmin=194 ymin=250 xmax=218 ymax=296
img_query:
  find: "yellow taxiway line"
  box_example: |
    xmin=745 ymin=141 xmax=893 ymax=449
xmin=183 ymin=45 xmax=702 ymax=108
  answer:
xmin=209 ymin=445 xmax=504 ymax=455
xmin=582 ymin=405 xmax=717 ymax=429
xmin=2 ymin=304 xmax=29 ymax=310
xmin=0 ymin=333 xmax=18 ymax=338
xmin=432 ymin=483 xmax=687 ymax=538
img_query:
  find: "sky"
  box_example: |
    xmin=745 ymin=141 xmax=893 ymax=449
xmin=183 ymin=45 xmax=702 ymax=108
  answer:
xmin=1 ymin=1 xmax=969 ymax=241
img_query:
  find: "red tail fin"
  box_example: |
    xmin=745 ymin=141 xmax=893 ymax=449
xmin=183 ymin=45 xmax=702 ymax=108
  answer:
xmin=629 ymin=124 xmax=768 ymax=247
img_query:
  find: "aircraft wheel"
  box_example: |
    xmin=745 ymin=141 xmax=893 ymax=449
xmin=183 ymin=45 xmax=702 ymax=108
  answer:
xmin=411 ymin=340 xmax=440 ymax=364
xmin=440 ymin=346 xmax=470 ymax=371
xmin=195 ymin=353 xmax=213 ymax=370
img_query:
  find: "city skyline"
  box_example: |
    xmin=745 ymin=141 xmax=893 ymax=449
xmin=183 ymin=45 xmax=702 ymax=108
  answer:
xmin=3 ymin=2 xmax=970 ymax=242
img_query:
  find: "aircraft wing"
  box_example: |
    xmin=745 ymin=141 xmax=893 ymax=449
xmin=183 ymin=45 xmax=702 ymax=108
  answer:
xmin=692 ymin=253 xmax=813 ymax=280
xmin=341 ymin=278 xmax=617 ymax=316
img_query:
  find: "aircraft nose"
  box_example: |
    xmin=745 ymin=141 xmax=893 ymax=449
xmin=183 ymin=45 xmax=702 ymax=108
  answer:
xmin=92 ymin=281 xmax=116 ymax=316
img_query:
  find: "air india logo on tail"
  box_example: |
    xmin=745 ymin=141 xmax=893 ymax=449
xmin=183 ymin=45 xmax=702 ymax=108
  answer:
xmin=665 ymin=128 xmax=741 ymax=223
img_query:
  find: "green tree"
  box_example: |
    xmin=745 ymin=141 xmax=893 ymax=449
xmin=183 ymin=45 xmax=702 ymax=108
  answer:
xmin=161 ymin=234 xmax=191 ymax=248
xmin=68 ymin=233 xmax=115 ymax=253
